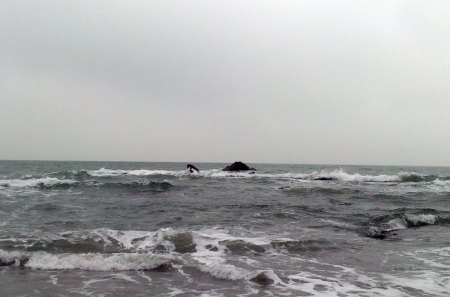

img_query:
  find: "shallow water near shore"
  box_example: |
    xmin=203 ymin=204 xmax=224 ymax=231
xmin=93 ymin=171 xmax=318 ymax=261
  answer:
xmin=0 ymin=160 xmax=449 ymax=296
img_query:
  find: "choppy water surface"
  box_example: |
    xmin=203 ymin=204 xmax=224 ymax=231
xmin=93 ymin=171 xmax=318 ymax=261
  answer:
xmin=0 ymin=161 xmax=449 ymax=296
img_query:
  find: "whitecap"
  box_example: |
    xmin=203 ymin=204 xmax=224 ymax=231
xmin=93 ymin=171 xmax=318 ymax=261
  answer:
xmin=87 ymin=168 xmax=186 ymax=177
xmin=0 ymin=177 xmax=77 ymax=189
xmin=17 ymin=251 xmax=171 ymax=271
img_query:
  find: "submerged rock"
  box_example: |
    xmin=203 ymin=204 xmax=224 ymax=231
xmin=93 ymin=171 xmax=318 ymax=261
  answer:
xmin=223 ymin=162 xmax=255 ymax=172
xmin=220 ymin=240 xmax=265 ymax=254
xmin=250 ymin=272 xmax=275 ymax=286
xmin=314 ymin=177 xmax=334 ymax=181
xmin=19 ymin=257 xmax=29 ymax=267
xmin=150 ymin=262 xmax=173 ymax=272
xmin=205 ymin=244 xmax=219 ymax=252
xmin=0 ymin=257 xmax=29 ymax=267
xmin=364 ymin=227 xmax=397 ymax=240
xmin=170 ymin=232 xmax=197 ymax=254
xmin=0 ymin=259 xmax=15 ymax=266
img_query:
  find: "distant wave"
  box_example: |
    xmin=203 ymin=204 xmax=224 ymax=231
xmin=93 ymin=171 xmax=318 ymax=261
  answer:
xmin=303 ymin=170 xmax=446 ymax=183
xmin=2 ymin=169 xmax=448 ymax=194
xmin=22 ymin=168 xmax=450 ymax=183
xmin=0 ymin=177 xmax=174 ymax=191
xmin=0 ymin=177 xmax=77 ymax=189
xmin=93 ymin=181 xmax=174 ymax=191
xmin=87 ymin=168 xmax=187 ymax=177
xmin=69 ymin=168 xmax=450 ymax=183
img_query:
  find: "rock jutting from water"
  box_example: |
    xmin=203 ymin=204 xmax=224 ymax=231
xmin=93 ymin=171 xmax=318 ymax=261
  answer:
xmin=223 ymin=161 xmax=255 ymax=171
xmin=250 ymin=272 xmax=275 ymax=285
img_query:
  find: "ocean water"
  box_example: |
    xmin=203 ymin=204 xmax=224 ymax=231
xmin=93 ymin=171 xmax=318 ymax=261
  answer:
xmin=0 ymin=160 xmax=449 ymax=296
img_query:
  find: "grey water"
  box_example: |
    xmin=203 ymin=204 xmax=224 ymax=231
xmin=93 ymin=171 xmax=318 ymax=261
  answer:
xmin=0 ymin=160 xmax=449 ymax=296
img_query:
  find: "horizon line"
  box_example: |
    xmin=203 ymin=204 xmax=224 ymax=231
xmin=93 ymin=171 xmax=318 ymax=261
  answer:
xmin=0 ymin=159 xmax=448 ymax=168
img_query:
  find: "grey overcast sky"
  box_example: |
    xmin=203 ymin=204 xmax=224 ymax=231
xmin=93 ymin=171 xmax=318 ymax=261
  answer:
xmin=1 ymin=1 xmax=449 ymax=166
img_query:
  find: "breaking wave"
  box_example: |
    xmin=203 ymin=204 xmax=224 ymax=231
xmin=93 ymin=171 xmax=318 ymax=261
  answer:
xmin=94 ymin=181 xmax=174 ymax=191
xmin=303 ymin=170 xmax=446 ymax=183
xmin=1 ymin=226 xmax=448 ymax=295
xmin=0 ymin=177 xmax=78 ymax=189
xmin=0 ymin=227 xmax=338 ymax=275
xmin=4 ymin=170 xmax=442 ymax=194
xmin=0 ymin=177 xmax=174 ymax=191
xmin=85 ymin=168 xmax=449 ymax=183
xmin=6 ymin=168 xmax=447 ymax=187
xmin=361 ymin=209 xmax=450 ymax=239
xmin=0 ymin=249 xmax=171 ymax=271
xmin=87 ymin=168 xmax=186 ymax=177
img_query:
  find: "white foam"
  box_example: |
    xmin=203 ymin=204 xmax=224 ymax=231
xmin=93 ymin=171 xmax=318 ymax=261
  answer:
xmin=4 ymin=226 xmax=448 ymax=296
xmin=181 ymin=228 xmax=305 ymax=283
xmin=189 ymin=249 xmax=281 ymax=284
xmin=82 ymin=278 xmax=110 ymax=287
xmin=137 ymin=270 xmax=153 ymax=283
xmin=85 ymin=167 xmax=406 ymax=182
xmin=405 ymin=214 xmax=438 ymax=226
xmin=77 ymin=167 xmax=450 ymax=197
xmin=195 ymin=228 xmax=275 ymax=246
xmin=313 ymin=169 xmax=399 ymax=182
xmin=383 ymin=214 xmax=439 ymax=231
xmin=0 ymin=177 xmax=77 ymax=189
xmin=167 ymin=288 xmax=187 ymax=297
xmin=48 ymin=274 xmax=60 ymax=286
xmin=383 ymin=271 xmax=449 ymax=297
xmin=428 ymin=179 xmax=450 ymax=192
xmin=63 ymin=227 xmax=177 ymax=252
xmin=88 ymin=168 xmax=187 ymax=177
xmin=111 ymin=272 xmax=140 ymax=283
xmin=195 ymin=259 xmax=248 ymax=281
xmin=184 ymin=230 xmax=257 ymax=281
xmin=384 ymin=218 xmax=409 ymax=231
xmin=0 ymin=249 xmax=24 ymax=262
xmin=403 ymin=247 xmax=450 ymax=269
xmin=198 ymin=293 xmax=225 ymax=297
xmin=25 ymin=252 xmax=171 ymax=271
xmin=320 ymin=219 xmax=357 ymax=230
xmin=285 ymin=260 xmax=407 ymax=297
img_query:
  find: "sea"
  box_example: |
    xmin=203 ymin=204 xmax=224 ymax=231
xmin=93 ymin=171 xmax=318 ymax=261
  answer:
xmin=0 ymin=160 xmax=449 ymax=297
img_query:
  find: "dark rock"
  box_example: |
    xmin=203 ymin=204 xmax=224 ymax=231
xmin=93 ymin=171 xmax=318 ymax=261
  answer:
xmin=364 ymin=227 xmax=397 ymax=240
xmin=220 ymin=240 xmax=265 ymax=254
xmin=250 ymin=272 xmax=274 ymax=286
xmin=313 ymin=284 xmax=328 ymax=291
xmin=19 ymin=257 xmax=29 ymax=267
xmin=170 ymin=232 xmax=197 ymax=254
xmin=0 ymin=259 xmax=15 ymax=266
xmin=314 ymin=177 xmax=334 ymax=181
xmin=223 ymin=162 xmax=255 ymax=172
xmin=187 ymin=164 xmax=200 ymax=173
xmin=153 ymin=243 xmax=169 ymax=253
xmin=205 ymin=244 xmax=219 ymax=252
xmin=150 ymin=262 xmax=173 ymax=272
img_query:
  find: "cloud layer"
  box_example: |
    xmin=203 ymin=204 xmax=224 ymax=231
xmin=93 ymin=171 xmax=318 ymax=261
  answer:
xmin=1 ymin=1 xmax=449 ymax=165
